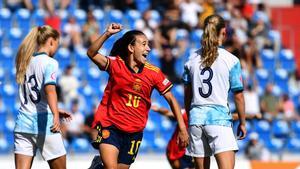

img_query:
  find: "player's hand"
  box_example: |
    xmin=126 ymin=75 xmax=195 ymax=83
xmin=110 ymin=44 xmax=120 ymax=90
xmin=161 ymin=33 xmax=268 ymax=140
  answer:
xmin=177 ymin=129 xmax=189 ymax=148
xmin=51 ymin=115 xmax=61 ymax=133
xmin=59 ymin=109 xmax=72 ymax=122
xmin=237 ymin=122 xmax=247 ymax=140
xmin=105 ymin=23 xmax=122 ymax=36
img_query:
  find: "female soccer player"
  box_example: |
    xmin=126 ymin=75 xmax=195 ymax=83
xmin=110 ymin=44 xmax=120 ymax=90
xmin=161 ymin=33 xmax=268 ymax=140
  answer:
xmin=14 ymin=25 xmax=71 ymax=169
xmin=183 ymin=14 xmax=247 ymax=169
xmin=87 ymin=23 xmax=189 ymax=169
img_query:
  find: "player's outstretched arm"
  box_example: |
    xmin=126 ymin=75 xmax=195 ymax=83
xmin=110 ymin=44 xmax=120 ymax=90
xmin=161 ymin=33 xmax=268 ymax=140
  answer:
xmin=163 ymin=91 xmax=189 ymax=147
xmin=87 ymin=23 xmax=123 ymax=69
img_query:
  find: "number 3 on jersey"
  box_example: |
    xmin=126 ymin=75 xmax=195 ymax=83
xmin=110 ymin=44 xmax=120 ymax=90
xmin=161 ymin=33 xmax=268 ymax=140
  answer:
xmin=23 ymin=74 xmax=41 ymax=104
xmin=199 ymin=67 xmax=213 ymax=98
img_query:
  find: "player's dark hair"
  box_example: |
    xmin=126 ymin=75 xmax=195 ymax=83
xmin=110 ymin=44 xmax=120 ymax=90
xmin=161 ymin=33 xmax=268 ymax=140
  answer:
xmin=110 ymin=30 xmax=145 ymax=59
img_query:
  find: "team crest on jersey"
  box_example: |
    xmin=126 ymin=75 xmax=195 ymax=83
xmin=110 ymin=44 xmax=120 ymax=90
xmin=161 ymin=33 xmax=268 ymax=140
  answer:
xmin=133 ymin=79 xmax=142 ymax=92
xmin=102 ymin=129 xmax=110 ymax=139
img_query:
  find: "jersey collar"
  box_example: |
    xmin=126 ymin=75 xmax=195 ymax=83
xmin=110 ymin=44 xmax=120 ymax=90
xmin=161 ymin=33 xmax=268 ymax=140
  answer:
xmin=33 ymin=52 xmax=48 ymax=57
xmin=126 ymin=64 xmax=144 ymax=74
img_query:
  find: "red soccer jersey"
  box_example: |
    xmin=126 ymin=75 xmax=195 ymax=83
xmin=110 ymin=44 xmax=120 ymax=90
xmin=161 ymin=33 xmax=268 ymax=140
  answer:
xmin=100 ymin=56 xmax=173 ymax=133
xmin=166 ymin=110 xmax=188 ymax=160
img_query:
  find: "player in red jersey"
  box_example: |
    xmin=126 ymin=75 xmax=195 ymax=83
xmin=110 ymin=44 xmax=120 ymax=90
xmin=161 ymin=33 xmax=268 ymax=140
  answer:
xmin=86 ymin=23 xmax=189 ymax=169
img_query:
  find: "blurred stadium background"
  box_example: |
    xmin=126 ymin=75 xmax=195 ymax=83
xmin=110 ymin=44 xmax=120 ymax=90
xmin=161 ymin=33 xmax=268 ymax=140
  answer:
xmin=0 ymin=0 xmax=300 ymax=168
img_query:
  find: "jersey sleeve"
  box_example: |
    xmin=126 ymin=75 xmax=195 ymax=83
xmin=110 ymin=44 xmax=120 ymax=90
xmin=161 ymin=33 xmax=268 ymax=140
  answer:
xmin=229 ymin=61 xmax=244 ymax=92
xmin=44 ymin=60 xmax=59 ymax=86
xmin=104 ymin=56 xmax=117 ymax=74
xmin=155 ymin=70 xmax=173 ymax=95
xmin=98 ymin=56 xmax=110 ymax=71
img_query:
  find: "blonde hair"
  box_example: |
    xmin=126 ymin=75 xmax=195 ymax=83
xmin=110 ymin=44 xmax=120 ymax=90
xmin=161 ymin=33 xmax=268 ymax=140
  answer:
xmin=15 ymin=25 xmax=60 ymax=84
xmin=201 ymin=14 xmax=225 ymax=67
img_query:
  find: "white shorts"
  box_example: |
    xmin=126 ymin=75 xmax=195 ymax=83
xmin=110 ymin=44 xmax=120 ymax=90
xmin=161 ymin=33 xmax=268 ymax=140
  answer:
xmin=14 ymin=132 xmax=66 ymax=161
xmin=186 ymin=125 xmax=238 ymax=157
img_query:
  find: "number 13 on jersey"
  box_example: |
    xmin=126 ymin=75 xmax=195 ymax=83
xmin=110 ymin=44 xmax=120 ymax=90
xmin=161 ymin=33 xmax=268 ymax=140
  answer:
xmin=23 ymin=74 xmax=41 ymax=104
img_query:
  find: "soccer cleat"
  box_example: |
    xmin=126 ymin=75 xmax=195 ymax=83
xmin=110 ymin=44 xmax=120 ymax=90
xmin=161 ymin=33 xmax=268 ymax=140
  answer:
xmin=88 ymin=155 xmax=104 ymax=169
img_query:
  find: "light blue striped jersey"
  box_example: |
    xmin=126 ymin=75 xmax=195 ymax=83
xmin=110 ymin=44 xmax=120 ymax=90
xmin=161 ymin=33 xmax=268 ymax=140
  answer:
xmin=183 ymin=48 xmax=243 ymax=127
xmin=14 ymin=52 xmax=59 ymax=134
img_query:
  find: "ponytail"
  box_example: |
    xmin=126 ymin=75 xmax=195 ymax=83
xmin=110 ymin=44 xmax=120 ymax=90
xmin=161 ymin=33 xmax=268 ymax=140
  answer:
xmin=15 ymin=25 xmax=60 ymax=84
xmin=15 ymin=27 xmax=39 ymax=84
xmin=200 ymin=15 xmax=225 ymax=67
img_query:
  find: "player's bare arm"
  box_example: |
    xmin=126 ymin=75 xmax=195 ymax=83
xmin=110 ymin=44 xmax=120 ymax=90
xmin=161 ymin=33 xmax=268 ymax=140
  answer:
xmin=87 ymin=23 xmax=123 ymax=69
xmin=44 ymin=84 xmax=60 ymax=133
xmin=163 ymin=91 xmax=189 ymax=148
xmin=234 ymin=91 xmax=247 ymax=140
